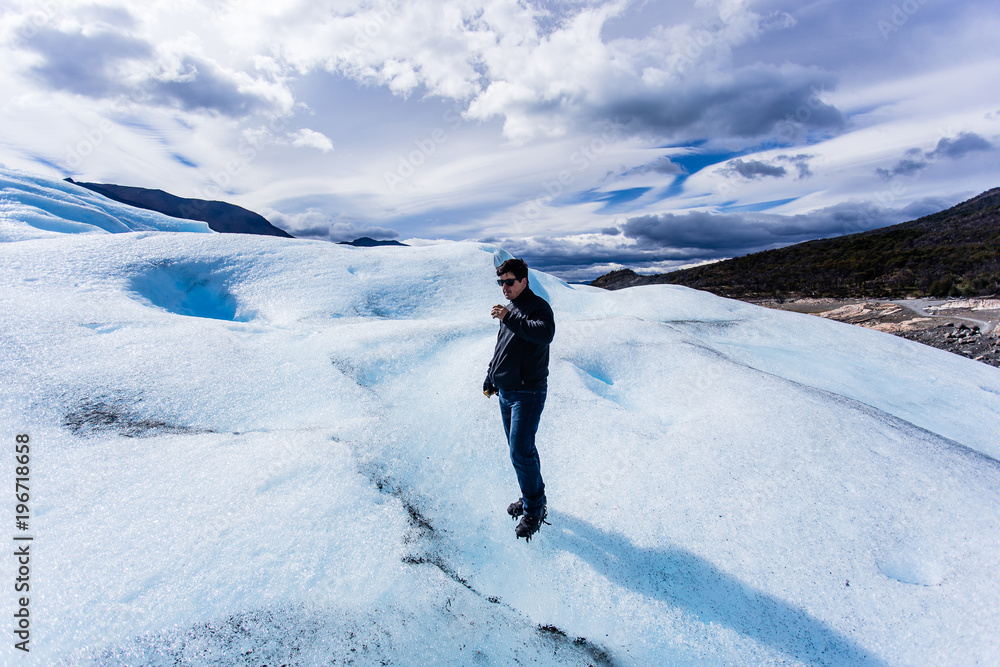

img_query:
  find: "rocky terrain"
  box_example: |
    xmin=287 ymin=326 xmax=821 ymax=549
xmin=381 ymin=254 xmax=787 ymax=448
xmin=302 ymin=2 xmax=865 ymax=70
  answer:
xmin=760 ymin=298 xmax=1000 ymax=367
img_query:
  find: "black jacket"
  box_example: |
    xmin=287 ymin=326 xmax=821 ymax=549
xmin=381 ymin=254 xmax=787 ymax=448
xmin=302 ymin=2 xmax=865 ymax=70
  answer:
xmin=486 ymin=288 xmax=555 ymax=391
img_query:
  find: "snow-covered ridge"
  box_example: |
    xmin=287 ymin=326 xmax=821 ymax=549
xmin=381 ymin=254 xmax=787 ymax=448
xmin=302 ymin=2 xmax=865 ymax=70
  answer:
xmin=0 ymin=166 xmax=212 ymax=241
xmin=1 ymin=169 xmax=999 ymax=665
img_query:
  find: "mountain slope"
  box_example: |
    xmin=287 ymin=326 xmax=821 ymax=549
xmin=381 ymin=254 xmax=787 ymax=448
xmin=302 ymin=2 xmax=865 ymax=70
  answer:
xmin=594 ymin=188 xmax=1000 ymax=299
xmin=338 ymin=236 xmax=408 ymax=247
xmin=66 ymin=178 xmax=294 ymax=238
xmin=0 ymin=167 xmax=213 ymax=240
xmin=2 ymin=169 xmax=1000 ymax=665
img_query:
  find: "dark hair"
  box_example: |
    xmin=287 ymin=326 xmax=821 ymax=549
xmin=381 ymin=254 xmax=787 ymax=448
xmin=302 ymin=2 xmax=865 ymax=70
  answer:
xmin=496 ymin=258 xmax=529 ymax=282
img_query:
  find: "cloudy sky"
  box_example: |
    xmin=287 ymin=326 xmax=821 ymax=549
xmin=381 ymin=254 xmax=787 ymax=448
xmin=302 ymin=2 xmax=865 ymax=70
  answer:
xmin=2 ymin=0 xmax=998 ymax=280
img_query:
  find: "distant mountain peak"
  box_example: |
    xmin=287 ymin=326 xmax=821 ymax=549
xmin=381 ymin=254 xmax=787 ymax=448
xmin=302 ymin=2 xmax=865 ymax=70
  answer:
xmin=65 ymin=179 xmax=293 ymax=238
xmin=337 ymin=237 xmax=407 ymax=247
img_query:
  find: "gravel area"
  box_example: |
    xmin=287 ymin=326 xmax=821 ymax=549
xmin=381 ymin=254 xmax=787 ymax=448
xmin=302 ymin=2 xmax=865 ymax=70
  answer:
xmin=758 ymin=298 xmax=1000 ymax=368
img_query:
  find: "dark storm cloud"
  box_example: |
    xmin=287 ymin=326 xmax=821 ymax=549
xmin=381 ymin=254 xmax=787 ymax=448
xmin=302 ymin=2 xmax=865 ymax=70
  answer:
xmin=637 ymin=157 xmax=684 ymax=175
xmin=876 ymin=153 xmax=928 ymax=180
xmin=778 ymin=154 xmax=814 ymax=179
xmin=621 ymin=211 xmax=781 ymax=251
xmin=145 ymin=56 xmax=273 ymax=117
xmin=493 ymin=198 xmax=953 ymax=282
xmin=486 ymin=235 xmax=699 ymax=282
xmin=928 ymin=132 xmax=994 ymax=159
xmin=603 ymin=64 xmax=843 ymax=141
xmin=264 ymin=209 xmax=398 ymax=243
xmin=19 ymin=27 xmax=276 ymax=117
xmin=617 ymin=201 xmax=909 ymax=253
xmin=721 ymin=159 xmax=787 ymax=179
xmin=22 ymin=26 xmax=152 ymax=97
xmin=900 ymin=197 xmax=954 ymax=219
xmin=618 ymin=156 xmax=685 ymax=180
xmin=719 ymin=154 xmax=814 ymax=180
xmin=877 ymin=133 xmax=994 ymax=179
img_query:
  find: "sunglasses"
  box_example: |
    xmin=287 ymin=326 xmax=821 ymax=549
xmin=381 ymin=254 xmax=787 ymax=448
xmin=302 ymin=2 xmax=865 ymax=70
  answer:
xmin=497 ymin=278 xmax=520 ymax=286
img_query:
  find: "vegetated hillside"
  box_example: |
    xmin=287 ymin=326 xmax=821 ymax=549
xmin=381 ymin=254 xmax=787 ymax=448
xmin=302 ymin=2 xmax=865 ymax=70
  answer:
xmin=65 ymin=179 xmax=294 ymax=238
xmin=593 ymin=187 xmax=1000 ymax=299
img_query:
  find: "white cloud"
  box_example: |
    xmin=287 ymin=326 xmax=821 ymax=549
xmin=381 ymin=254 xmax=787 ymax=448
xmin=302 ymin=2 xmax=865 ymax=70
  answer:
xmin=0 ymin=0 xmax=998 ymax=280
xmin=290 ymin=129 xmax=334 ymax=152
xmin=260 ymin=207 xmax=398 ymax=243
xmin=179 ymin=0 xmax=834 ymax=144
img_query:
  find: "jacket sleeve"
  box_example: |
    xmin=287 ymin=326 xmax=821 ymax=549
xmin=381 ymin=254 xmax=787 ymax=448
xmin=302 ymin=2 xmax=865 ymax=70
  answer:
xmin=503 ymin=302 xmax=555 ymax=345
xmin=485 ymin=328 xmax=501 ymax=381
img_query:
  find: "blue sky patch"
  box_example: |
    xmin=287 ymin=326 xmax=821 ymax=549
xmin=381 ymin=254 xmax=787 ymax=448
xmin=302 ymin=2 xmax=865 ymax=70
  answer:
xmin=170 ymin=153 xmax=198 ymax=169
xmin=572 ymin=187 xmax=652 ymax=212
xmin=719 ymin=197 xmax=799 ymax=213
xmin=668 ymin=150 xmax=745 ymax=176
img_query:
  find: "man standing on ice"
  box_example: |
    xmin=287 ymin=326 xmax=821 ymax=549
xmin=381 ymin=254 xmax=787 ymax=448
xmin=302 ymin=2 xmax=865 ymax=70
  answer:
xmin=483 ymin=258 xmax=555 ymax=541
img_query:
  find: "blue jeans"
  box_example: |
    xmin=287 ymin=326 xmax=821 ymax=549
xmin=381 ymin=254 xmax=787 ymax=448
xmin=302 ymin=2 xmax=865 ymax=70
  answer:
xmin=498 ymin=389 xmax=547 ymax=516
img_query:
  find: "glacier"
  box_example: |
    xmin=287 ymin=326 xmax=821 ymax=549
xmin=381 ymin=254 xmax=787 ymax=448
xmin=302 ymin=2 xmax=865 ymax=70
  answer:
xmin=1 ymin=166 xmax=1000 ymax=665
xmin=0 ymin=167 xmax=212 ymax=241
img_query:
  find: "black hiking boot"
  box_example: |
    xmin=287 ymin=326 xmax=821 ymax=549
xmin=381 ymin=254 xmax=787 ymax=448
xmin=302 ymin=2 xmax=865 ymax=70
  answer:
xmin=507 ymin=498 xmax=523 ymax=520
xmin=515 ymin=507 xmax=548 ymax=542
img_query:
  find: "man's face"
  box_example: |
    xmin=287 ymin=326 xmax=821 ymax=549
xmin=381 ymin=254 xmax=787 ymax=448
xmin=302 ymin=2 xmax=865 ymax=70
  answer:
xmin=499 ymin=272 xmax=528 ymax=301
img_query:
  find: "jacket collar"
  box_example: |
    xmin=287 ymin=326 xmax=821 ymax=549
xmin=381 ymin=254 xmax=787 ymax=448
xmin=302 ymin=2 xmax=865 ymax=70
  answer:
xmin=512 ymin=286 xmax=533 ymax=304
